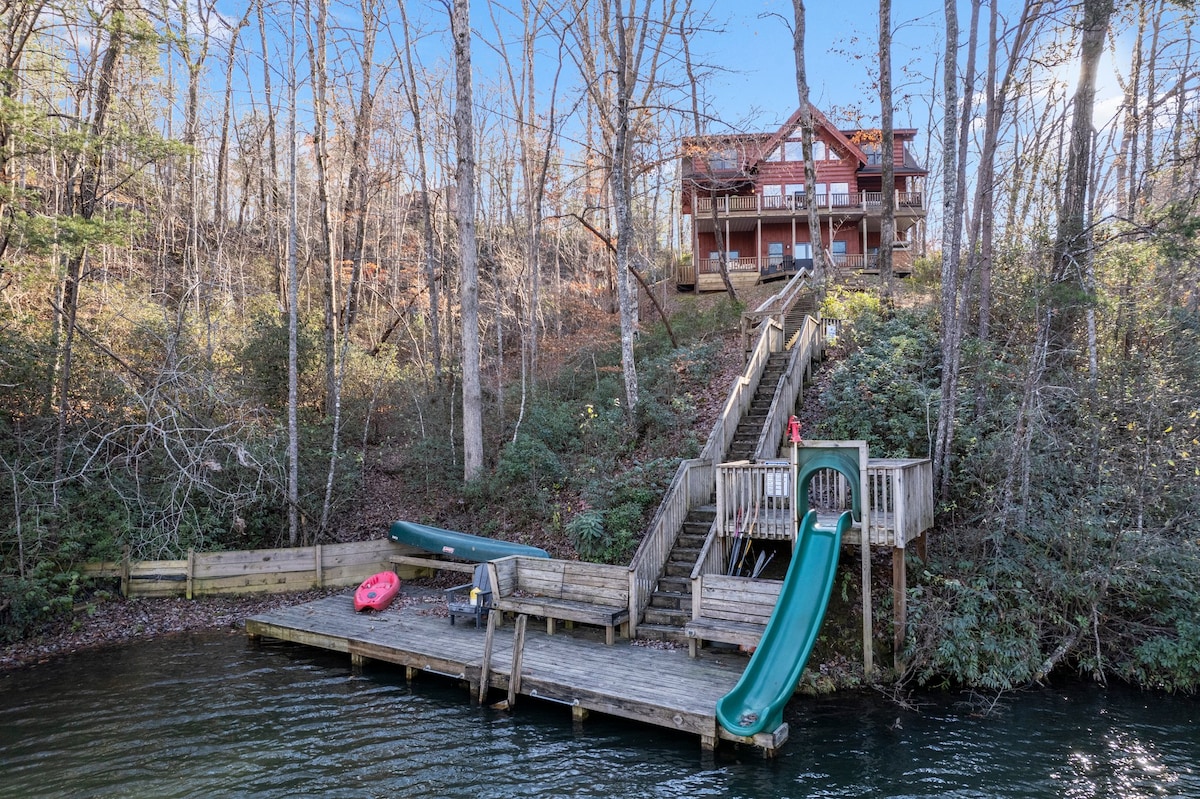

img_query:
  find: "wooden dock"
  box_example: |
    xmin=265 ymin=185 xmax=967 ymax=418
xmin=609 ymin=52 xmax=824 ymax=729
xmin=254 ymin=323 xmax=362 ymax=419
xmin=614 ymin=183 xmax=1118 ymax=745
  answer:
xmin=246 ymin=592 xmax=787 ymax=753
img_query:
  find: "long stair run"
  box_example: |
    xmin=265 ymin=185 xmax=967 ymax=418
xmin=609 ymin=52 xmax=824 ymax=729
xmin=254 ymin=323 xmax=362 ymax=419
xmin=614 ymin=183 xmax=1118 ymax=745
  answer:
xmin=637 ymin=350 xmax=793 ymax=642
xmin=636 ymin=507 xmax=713 ymax=642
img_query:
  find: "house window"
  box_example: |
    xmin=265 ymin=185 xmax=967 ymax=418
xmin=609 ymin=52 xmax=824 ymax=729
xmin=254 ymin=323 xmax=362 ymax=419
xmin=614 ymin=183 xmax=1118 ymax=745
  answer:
xmin=813 ymin=141 xmax=826 ymax=160
xmin=764 ymin=147 xmax=781 ymax=163
xmin=830 ymin=182 xmax=850 ymax=205
xmin=862 ymin=141 xmax=883 ymax=166
xmin=831 ymin=240 xmax=848 ymax=261
xmin=794 ymin=242 xmax=812 ymax=259
xmin=783 ymin=139 xmax=804 ymax=161
xmin=709 ymin=148 xmax=737 ymax=170
xmin=767 ymin=242 xmax=784 ymax=267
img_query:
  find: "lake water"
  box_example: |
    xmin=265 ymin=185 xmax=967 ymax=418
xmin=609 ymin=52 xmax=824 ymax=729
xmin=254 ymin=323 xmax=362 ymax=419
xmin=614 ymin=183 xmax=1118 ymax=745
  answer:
xmin=1 ymin=631 xmax=1196 ymax=798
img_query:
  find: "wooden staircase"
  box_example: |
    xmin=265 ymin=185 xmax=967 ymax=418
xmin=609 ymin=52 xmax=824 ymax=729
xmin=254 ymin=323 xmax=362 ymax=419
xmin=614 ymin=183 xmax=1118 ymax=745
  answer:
xmin=726 ymin=352 xmax=789 ymax=461
xmin=636 ymin=506 xmax=713 ymax=641
xmin=636 ymin=352 xmax=793 ymax=642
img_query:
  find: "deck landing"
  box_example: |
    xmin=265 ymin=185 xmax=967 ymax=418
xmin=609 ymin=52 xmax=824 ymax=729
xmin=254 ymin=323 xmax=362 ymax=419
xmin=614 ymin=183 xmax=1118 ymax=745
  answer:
xmin=246 ymin=592 xmax=785 ymax=752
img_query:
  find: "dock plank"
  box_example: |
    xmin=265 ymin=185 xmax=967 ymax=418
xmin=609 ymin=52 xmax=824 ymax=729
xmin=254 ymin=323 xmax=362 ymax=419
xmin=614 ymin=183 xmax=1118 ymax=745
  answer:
xmin=246 ymin=592 xmax=748 ymax=748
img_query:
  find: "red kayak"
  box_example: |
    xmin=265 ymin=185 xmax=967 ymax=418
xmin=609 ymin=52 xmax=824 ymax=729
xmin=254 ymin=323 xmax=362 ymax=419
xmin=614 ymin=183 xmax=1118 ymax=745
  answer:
xmin=354 ymin=571 xmax=401 ymax=612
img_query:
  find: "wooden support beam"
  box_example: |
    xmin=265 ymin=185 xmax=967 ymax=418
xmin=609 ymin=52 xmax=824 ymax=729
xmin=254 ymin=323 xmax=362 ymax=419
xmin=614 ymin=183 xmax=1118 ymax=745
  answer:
xmin=478 ymin=609 xmax=497 ymax=704
xmin=186 ymin=549 xmax=195 ymax=600
xmin=893 ymin=547 xmax=907 ymax=671
xmin=507 ymin=614 xmax=528 ymax=708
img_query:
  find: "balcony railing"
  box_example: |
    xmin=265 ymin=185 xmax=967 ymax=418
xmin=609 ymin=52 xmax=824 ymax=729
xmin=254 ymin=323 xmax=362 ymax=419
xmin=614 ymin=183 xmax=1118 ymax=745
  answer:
xmin=696 ymin=253 xmax=864 ymax=275
xmin=695 ymin=190 xmax=925 ymax=216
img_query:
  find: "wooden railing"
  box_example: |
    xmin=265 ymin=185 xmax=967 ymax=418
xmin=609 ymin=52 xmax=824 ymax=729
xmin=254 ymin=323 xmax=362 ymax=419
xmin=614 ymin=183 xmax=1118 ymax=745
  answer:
xmin=710 ymin=457 xmax=934 ymax=549
xmin=867 ymin=458 xmax=935 ymax=546
xmin=753 ymin=314 xmax=821 ymax=461
xmin=695 ymin=190 xmax=926 ymax=215
xmin=740 ymin=267 xmax=814 ymax=355
xmin=715 ymin=460 xmax=797 ymax=541
xmin=627 ymin=319 xmax=783 ymax=635
xmin=627 ymin=457 xmax=713 ymax=637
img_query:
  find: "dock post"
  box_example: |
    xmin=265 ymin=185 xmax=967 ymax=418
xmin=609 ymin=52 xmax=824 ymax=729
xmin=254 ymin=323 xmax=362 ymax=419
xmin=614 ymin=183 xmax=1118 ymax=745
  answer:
xmin=478 ymin=609 xmax=497 ymax=704
xmin=893 ymin=546 xmax=907 ymax=670
xmin=507 ymin=614 xmax=528 ymax=708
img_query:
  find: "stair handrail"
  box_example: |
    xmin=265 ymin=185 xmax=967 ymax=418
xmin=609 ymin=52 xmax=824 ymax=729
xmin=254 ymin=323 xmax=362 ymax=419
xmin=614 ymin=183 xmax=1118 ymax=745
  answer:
xmin=753 ymin=314 xmax=822 ymax=461
xmin=627 ymin=317 xmax=784 ymax=636
xmin=740 ymin=268 xmax=814 ymax=356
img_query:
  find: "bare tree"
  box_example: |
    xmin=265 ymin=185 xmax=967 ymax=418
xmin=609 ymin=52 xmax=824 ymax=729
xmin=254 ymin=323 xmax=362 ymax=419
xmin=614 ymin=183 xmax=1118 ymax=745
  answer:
xmin=1050 ymin=0 xmax=1115 ymax=364
xmin=791 ymin=0 xmax=828 ymax=283
xmin=878 ymin=0 xmax=896 ymax=301
xmin=449 ymin=0 xmax=484 ymax=481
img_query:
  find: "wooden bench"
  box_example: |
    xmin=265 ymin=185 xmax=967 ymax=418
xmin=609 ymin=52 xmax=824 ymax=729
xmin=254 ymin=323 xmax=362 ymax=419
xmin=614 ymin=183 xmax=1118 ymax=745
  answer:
xmin=684 ymin=573 xmax=781 ymax=657
xmin=488 ymin=556 xmax=630 ymax=645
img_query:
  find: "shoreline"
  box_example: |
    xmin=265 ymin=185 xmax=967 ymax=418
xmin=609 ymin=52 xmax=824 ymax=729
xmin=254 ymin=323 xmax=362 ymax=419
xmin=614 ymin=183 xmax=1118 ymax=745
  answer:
xmin=0 ymin=588 xmax=347 ymax=673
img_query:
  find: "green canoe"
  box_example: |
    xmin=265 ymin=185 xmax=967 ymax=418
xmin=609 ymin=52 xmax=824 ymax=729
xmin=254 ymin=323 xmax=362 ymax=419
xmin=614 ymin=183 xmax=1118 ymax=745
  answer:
xmin=387 ymin=520 xmax=550 ymax=561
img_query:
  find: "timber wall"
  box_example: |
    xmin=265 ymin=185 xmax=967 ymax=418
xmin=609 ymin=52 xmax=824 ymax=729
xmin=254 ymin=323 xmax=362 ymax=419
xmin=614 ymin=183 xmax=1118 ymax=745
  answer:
xmin=80 ymin=539 xmax=423 ymax=599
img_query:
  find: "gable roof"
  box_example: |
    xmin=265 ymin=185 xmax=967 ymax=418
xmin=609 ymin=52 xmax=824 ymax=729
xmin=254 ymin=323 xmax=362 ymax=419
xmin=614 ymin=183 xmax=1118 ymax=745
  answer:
xmin=756 ymin=106 xmax=869 ymax=168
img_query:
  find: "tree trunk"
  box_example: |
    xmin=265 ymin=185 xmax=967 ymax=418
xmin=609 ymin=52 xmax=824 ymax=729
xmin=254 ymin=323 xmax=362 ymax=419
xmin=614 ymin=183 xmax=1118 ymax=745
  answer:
xmin=1050 ymin=0 xmax=1114 ymax=365
xmin=878 ymin=0 xmax=895 ymax=301
xmin=53 ymin=0 xmax=125 ymax=507
xmin=611 ymin=4 xmax=640 ymax=415
xmin=451 ymin=0 xmax=484 ymax=481
xmin=792 ymin=0 xmax=827 ymax=283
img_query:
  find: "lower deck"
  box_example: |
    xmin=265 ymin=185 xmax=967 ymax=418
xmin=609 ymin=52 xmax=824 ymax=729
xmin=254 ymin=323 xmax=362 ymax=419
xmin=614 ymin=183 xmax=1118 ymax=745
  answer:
xmin=245 ymin=592 xmax=786 ymax=753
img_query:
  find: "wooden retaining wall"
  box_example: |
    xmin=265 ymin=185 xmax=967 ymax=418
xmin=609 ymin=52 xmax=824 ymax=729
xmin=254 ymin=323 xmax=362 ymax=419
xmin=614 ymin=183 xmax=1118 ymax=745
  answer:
xmin=80 ymin=539 xmax=422 ymax=599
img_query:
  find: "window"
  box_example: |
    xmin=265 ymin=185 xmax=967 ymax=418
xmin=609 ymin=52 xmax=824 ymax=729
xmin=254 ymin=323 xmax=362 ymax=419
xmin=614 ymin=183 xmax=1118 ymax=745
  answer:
xmin=794 ymin=242 xmax=813 ymax=259
xmin=767 ymin=242 xmax=784 ymax=267
xmin=861 ymin=141 xmax=883 ymax=166
xmin=764 ymin=147 xmax=781 ymax=163
xmin=813 ymin=141 xmax=826 ymax=160
xmin=709 ymin=148 xmax=737 ymax=170
xmin=831 ymin=240 xmax=848 ymax=257
xmin=830 ymin=182 xmax=850 ymax=205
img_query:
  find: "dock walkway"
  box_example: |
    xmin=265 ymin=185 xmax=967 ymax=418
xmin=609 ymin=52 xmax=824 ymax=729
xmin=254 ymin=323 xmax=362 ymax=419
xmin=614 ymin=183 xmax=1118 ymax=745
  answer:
xmin=246 ymin=592 xmax=786 ymax=752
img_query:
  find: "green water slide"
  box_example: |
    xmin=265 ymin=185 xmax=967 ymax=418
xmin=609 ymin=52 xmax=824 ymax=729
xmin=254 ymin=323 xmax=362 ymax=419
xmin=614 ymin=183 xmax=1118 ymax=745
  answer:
xmin=715 ymin=509 xmax=852 ymax=738
xmin=388 ymin=520 xmax=550 ymax=561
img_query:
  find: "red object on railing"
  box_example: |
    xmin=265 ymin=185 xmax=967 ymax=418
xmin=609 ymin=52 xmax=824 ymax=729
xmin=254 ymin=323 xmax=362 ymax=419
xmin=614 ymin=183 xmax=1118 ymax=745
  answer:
xmin=788 ymin=416 xmax=803 ymax=444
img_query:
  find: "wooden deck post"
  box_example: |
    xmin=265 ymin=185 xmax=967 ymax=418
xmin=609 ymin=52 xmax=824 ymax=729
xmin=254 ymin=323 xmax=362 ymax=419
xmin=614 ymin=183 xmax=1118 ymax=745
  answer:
xmin=893 ymin=547 xmax=906 ymax=671
xmin=478 ymin=609 xmax=497 ymax=704
xmin=507 ymin=614 xmax=528 ymax=708
xmin=186 ymin=549 xmax=195 ymax=600
xmin=120 ymin=545 xmax=130 ymax=598
xmin=859 ymin=445 xmax=873 ymax=677
xmin=314 ymin=544 xmax=324 ymax=587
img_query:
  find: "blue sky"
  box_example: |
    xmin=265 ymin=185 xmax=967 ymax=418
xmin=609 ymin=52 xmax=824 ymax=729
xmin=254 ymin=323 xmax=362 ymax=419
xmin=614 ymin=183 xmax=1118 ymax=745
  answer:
xmin=699 ymin=0 xmax=945 ymax=132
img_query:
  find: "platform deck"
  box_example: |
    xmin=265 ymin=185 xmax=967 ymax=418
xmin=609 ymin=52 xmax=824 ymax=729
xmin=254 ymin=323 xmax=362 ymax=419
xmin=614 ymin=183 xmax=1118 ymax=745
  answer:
xmin=246 ymin=592 xmax=783 ymax=751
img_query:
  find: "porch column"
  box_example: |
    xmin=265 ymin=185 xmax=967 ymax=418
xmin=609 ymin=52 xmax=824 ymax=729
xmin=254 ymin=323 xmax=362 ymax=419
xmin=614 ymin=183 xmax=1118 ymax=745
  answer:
xmin=861 ymin=219 xmax=867 ymax=263
xmin=756 ymin=218 xmax=762 ymax=274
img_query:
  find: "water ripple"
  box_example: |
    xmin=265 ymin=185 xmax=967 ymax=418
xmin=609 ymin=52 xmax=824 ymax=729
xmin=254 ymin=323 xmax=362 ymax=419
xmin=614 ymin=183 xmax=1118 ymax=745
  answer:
xmin=1 ymin=635 xmax=1198 ymax=798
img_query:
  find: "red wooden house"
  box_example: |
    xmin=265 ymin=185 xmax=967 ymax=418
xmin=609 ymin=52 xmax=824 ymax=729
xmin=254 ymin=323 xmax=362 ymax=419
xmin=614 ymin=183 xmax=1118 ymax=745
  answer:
xmin=679 ymin=106 xmax=928 ymax=292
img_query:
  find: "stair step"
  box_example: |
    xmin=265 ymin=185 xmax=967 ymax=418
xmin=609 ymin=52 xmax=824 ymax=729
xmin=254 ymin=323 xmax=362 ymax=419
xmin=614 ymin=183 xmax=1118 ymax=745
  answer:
xmin=634 ymin=623 xmax=690 ymax=644
xmin=655 ymin=576 xmax=690 ymax=594
xmin=676 ymin=534 xmax=707 ymax=548
xmin=642 ymin=606 xmax=692 ymax=627
xmin=668 ymin=547 xmax=701 ymax=563
xmin=649 ymin=590 xmax=693 ymax=612
xmin=664 ymin=562 xmax=692 ymax=578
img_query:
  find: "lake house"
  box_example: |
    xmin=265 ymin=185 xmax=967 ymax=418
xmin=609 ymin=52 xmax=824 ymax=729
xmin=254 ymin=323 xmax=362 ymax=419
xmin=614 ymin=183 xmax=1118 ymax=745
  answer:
xmin=679 ymin=106 xmax=928 ymax=291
